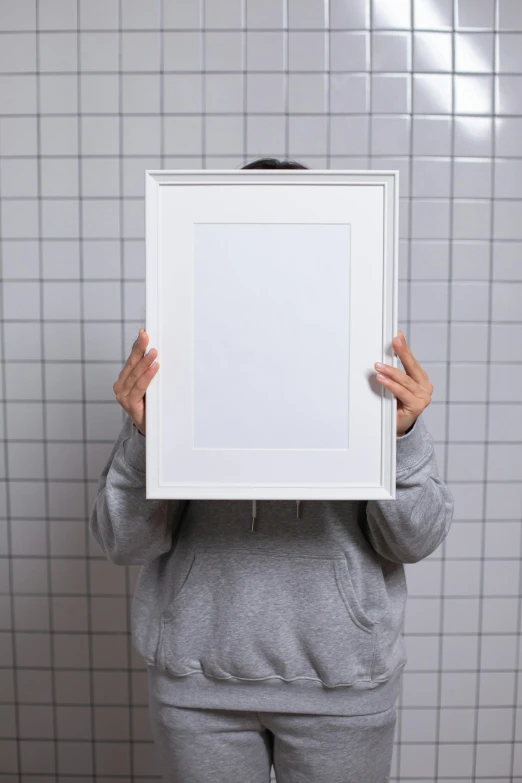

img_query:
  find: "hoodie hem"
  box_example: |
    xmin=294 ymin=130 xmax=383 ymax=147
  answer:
xmin=146 ymin=661 xmax=405 ymax=716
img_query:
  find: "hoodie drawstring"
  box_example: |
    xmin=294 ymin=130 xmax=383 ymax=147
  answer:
xmin=251 ymin=500 xmax=300 ymax=532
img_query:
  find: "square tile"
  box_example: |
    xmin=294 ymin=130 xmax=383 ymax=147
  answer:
xmin=14 ymin=596 xmax=50 ymax=632
xmin=453 ymin=159 xmax=492 ymax=198
xmin=38 ymin=0 xmax=78 ymax=30
xmin=57 ymin=742 xmax=94 ymax=775
xmin=246 ymin=32 xmax=285 ymax=70
xmin=19 ymin=740 xmax=55 ymax=775
xmin=330 ymin=74 xmax=369 ymax=112
xmin=498 ymin=75 xmax=522 ymax=114
xmin=413 ymin=73 xmax=452 ymax=113
xmin=50 ymin=560 xmax=87 ymax=596
xmin=205 ymin=74 xmax=244 ymax=113
xmin=0 ymin=33 xmax=36 ymax=72
xmin=205 ymin=116 xmax=243 ymax=155
xmin=92 ymin=634 xmax=129 ymax=670
xmin=247 ymin=74 xmax=285 ymax=113
xmin=330 ymin=0 xmax=369 ymax=29
xmin=457 ymin=0 xmax=495 ymax=29
xmin=246 ymin=115 xmax=286 ymax=154
xmin=413 ymin=116 xmax=452 ymax=155
xmin=414 ymin=0 xmax=453 ymax=29
xmin=331 ymin=31 xmax=369 ymax=70
xmin=163 ymin=74 xmax=203 ymax=113
xmin=488 ymin=403 xmax=522 ymax=442
xmin=443 ymin=597 xmax=480 ymax=632
xmin=399 ymin=743 xmax=436 ymax=779
xmin=438 ymin=743 xmax=475 ymax=778
xmin=56 ymin=705 xmax=91 ymax=740
xmin=288 ymin=31 xmax=326 ymax=70
xmin=371 ymin=116 xmax=411 ymax=155
xmin=413 ymin=158 xmax=451 ymax=197
xmin=122 ymin=74 xmax=161 ymax=114
xmin=164 ymin=0 xmax=201 ymax=27
xmin=163 ymin=116 xmax=202 ymax=155
xmin=15 ymin=672 xmax=52 ymax=711
xmin=18 ymin=705 xmax=54 ymax=739
xmin=52 ymin=596 xmax=89 ymax=632
xmin=413 ymin=31 xmax=453 ymax=71
xmin=439 ymin=707 xmax=476 ymax=742
xmin=455 ymin=74 xmax=493 ymax=113
xmin=205 ymin=31 xmax=243 ymax=70
xmin=495 ymin=158 xmax=522 ymax=198
xmin=412 ymin=200 xmax=451 ymax=239
xmin=483 ymin=558 xmax=520 ymax=594
xmin=494 ymin=200 xmax=522 ymax=240
xmin=80 ymin=32 xmax=119 ymax=70
xmin=55 ymin=670 xmax=92 ymax=703
xmin=441 ymin=671 xmax=478 ymax=706
xmin=121 ymin=31 xmax=160 ymax=71
xmin=330 ymin=116 xmax=370 ymax=155
xmin=402 ymin=672 xmax=439 ymax=707
xmin=40 ymin=74 xmax=78 ymax=113
xmin=373 ymin=0 xmax=411 ymax=29
xmin=1 ymin=200 xmax=39 ymax=239
xmin=11 ymin=556 xmax=49 ymax=595
xmin=288 ymin=0 xmax=326 ymax=28
xmin=94 ymin=707 xmax=131 ymax=741
xmin=371 ymin=74 xmax=410 ymax=112
xmin=163 ymin=32 xmax=202 ymax=70
xmin=0 ymin=75 xmax=36 ymax=114
xmin=479 ymin=671 xmax=516 ymax=706
xmin=455 ymin=31 xmax=494 ymax=72
xmin=39 ymin=32 xmax=77 ymax=71
xmin=16 ymin=633 xmax=51 ymax=670
xmin=288 ymin=115 xmax=328 ymax=155
xmin=288 ymin=73 xmax=327 ymax=113
xmin=122 ymin=116 xmax=161 ymax=156
xmin=1 ymin=0 xmax=36 ymax=29
xmin=246 ymin=0 xmax=284 ymax=28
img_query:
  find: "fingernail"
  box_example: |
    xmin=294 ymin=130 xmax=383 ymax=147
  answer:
xmin=396 ymin=336 xmax=402 ymax=346
xmin=375 ymin=362 xmax=385 ymax=369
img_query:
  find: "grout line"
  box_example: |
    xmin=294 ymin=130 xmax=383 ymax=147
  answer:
xmin=76 ymin=0 xmax=97 ymax=778
xmin=35 ymin=3 xmax=60 ymax=778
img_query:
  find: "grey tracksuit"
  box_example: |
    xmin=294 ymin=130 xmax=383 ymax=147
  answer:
xmin=89 ymin=411 xmax=454 ymax=779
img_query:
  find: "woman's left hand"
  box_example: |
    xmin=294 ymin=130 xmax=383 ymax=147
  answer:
xmin=374 ymin=330 xmax=433 ymax=436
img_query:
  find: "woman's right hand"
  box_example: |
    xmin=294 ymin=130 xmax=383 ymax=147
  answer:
xmin=113 ymin=328 xmax=159 ymax=436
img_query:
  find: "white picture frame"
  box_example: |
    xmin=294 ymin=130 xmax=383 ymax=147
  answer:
xmin=144 ymin=169 xmax=399 ymax=501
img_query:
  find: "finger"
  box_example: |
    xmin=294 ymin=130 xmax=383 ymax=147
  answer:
xmin=376 ymin=373 xmax=428 ymax=413
xmin=126 ymin=360 xmax=160 ymax=410
xmin=118 ymin=329 xmax=149 ymax=387
xmin=392 ymin=332 xmax=428 ymax=384
xmin=117 ymin=347 xmax=158 ymax=402
xmin=374 ymin=362 xmax=433 ymax=396
xmin=374 ymin=364 xmax=418 ymax=392
xmin=114 ymin=331 xmax=155 ymax=393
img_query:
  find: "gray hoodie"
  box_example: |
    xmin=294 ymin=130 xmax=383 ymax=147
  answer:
xmin=89 ymin=411 xmax=454 ymax=716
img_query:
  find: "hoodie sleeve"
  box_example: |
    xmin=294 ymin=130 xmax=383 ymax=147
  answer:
xmin=363 ymin=414 xmax=454 ymax=564
xmin=89 ymin=411 xmax=189 ymax=566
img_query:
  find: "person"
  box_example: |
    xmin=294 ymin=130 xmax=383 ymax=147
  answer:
xmin=89 ymin=157 xmax=454 ymax=782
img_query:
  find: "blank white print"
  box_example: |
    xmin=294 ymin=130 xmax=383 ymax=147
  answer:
xmin=193 ymin=223 xmax=351 ymax=450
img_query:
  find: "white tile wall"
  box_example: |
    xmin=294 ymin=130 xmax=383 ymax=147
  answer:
xmin=0 ymin=0 xmax=521 ymax=780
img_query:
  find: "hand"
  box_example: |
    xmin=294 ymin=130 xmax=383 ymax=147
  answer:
xmin=374 ymin=330 xmax=433 ymax=436
xmin=112 ymin=328 xmax=160 ymax=436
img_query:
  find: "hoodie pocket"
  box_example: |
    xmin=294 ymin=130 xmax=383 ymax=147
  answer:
xmin=157 ymin=546 xmax=378 ymax=688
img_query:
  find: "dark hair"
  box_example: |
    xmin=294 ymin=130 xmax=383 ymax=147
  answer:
xmin=241 ymin=157 xmax=308 ymax=170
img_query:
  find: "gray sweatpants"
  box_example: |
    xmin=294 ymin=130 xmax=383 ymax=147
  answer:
xmin=147 ymin=672 xmax=397 ymax=783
